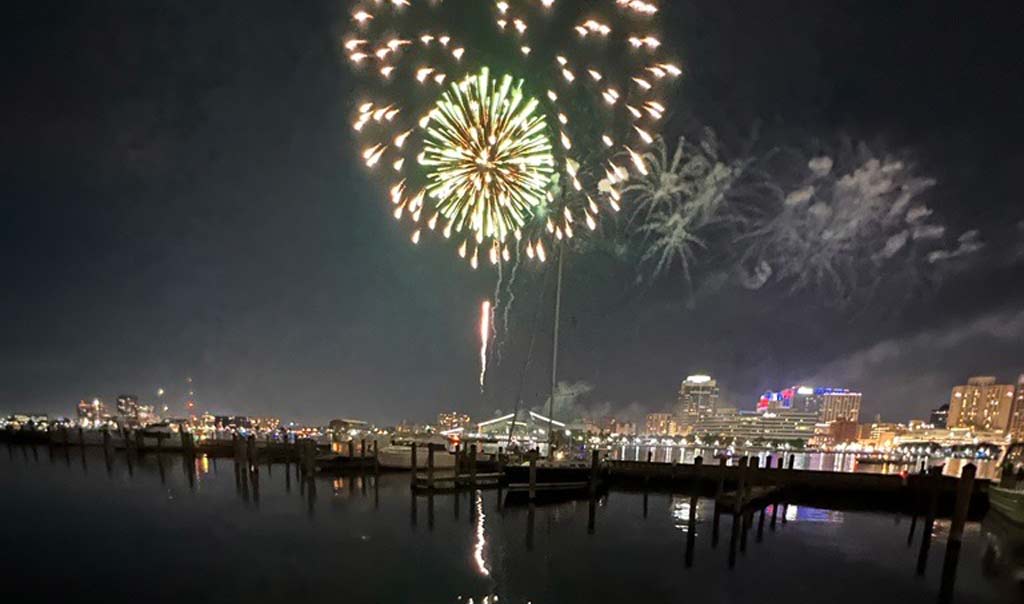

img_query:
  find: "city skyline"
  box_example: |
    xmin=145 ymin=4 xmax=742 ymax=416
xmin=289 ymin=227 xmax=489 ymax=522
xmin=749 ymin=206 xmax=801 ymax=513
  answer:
xmin=16 ymin=369 xmax=1024 ymax=428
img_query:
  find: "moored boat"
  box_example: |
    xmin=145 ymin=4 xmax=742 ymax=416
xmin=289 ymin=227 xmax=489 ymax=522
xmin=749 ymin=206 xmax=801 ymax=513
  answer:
xmin=377 ymin=436 xmax=457 ymax=469
xmin=990 ymin=485 xmax=1024 ymax=525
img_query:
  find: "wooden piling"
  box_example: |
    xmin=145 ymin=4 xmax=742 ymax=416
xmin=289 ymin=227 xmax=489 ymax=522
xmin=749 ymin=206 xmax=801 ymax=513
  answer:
xmin=589 ymin=449 xmax=600 ymax=495
xmin=427 ymin=444 xmax=436 ymax=491
xmin=528 ymin=449 xmax=538 ymax=501
xmin=916 ymin=467 xmax=942 ymax=575
xmin=781 ymin=454 xmax=795 ymax=524
xmin=712 ymin=457 xmax=727 ymax=546
xmin=686 ymin=491 xmax=698 ymax=568
xmin=409 ymin=443 xmax=418 ymax=488
xmin=348 ymin=439 xmax=355 ymax=460
xmin=247 ymin=434 xmax=256 ymax=469
xmin=469 ymin=444 xmax=478 ymax=488
xmin=361 ymin=438 xmax=367 ymax=460
xmin=756 ymin=505 xmax=766 ymax=542
xmin=771 ymin=456 xmax=783 ymax=530
xmin=373 ymin=440 xmax=379 ymax=475
xmin=737 ymin=457 xmax=749 ymax=554
xmin=938 ymin=464 xmax=976 ymax=604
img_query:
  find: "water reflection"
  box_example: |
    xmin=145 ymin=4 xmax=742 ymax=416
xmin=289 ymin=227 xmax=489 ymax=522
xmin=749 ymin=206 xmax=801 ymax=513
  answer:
xmin=609 ymin=445 xmax=1002 ymax=479
xmin=0 ymin=444 xmax=1016 ymax=604
xmin=473 ymin=490 xmax=489 ymax=576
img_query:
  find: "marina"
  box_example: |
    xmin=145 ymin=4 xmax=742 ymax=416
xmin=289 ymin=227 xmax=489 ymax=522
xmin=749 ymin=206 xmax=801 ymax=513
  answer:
xmin=2 ymin=442 xmax=1019 ymax=603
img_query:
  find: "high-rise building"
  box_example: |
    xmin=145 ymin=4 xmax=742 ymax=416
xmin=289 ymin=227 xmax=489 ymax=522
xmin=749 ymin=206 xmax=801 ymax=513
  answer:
xmin=948 ymin=376 xmax=1015 ymax=433
xmin=117 ymin=395 xmax=140 ymax=421
xmin=676 ymin=375 xmax=720 ymax=425
xmin=819 ymin=390 xmax=862 ymax=423
xmin=437 ymin=411 xmax=472 ymax=432
xmin=757 ymin=386 xmax=860 ymax=423
xmin=76 ymin=398 xmax=106 ymax=423
xmin=929 ymin=404 xmax=950 ymax=428
xmin=1008 ymin=375 xmax=1024 ymax=440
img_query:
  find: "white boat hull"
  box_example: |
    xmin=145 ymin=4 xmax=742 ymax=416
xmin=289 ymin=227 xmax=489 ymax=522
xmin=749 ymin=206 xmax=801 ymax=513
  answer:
xmin=378 ymin=446 xmax=456 ymax=470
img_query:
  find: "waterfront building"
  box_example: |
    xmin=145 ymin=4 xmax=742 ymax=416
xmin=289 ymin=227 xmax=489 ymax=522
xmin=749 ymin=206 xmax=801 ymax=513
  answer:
xmin=477 ymin=410 xmax=564 ymax=442
xmin=1011 ymin=374 xmax=1024 ymax=441
xmin=929 ymin=404 xmax=950 ymax=428
xmin=757 ymin=386 xmax=818 ymax=413
xmin=756 ymin=386 xmax=860 ymax=423
xmin=857 ymin=422 xmax=907 ymax=447
xmin=251 ymin=417 xmax=282 ymax=432
xmin=4 ymin=413 xmax=49 ymax=430
xmin=948 ymin=376 xmax=1015 ymax=432
xmin=645 ymin=412 xmax=678 ymax=436
xmin=819 ymin=390 xmax=862 ymax=423
xmin=610 ymin=419 xmax=638 ymax=436
xmin=675 ymin=375 xmax=720 ymax=426
xmin=76 ymin=398 xmax=106 ymax=424
xmin=117 ymin=394 xmax=140 ymax=421
xmin=828 ymin=419 xmax=861 ymax=444
xmin=693 ymin=409 xmax=818 ymax=443
xmin=437 ymin=411 xmax=472 ymax=432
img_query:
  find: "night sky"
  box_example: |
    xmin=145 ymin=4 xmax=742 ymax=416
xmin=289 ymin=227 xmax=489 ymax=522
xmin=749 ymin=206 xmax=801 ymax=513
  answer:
xmin=4 ymin=1 xmax=1023 ymax=425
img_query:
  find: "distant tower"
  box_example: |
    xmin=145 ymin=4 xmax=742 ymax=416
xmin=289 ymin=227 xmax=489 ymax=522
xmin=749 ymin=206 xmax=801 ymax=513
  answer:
xmin=676 ymin=375 xmax=720 ymax=425
xmin=929 ymin=403 xmax=950 ymax=428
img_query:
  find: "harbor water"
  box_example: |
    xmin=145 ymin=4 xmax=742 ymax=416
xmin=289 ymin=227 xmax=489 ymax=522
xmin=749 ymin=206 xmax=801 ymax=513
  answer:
xmin=1 ymin=445 xmax=1019 ymax=603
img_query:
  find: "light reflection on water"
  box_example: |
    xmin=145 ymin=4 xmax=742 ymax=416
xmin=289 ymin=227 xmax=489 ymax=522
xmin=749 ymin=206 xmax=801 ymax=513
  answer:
xmin=608 ymin=445 xmax=1003 ymax=479
xmin=0 ymin=444 xmax=1019 ymax=604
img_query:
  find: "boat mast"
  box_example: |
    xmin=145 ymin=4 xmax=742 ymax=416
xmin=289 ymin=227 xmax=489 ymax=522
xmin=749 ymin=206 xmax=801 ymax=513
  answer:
xmin=546 ymin=245 xmax=564 ymax=455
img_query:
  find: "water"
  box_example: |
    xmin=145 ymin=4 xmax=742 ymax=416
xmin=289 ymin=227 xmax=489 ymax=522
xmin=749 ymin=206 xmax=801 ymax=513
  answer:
xmin=2 ymin=445 xmax=1020 ymax=603
xmin=607 ymin=445 xmax=1004 ymax=480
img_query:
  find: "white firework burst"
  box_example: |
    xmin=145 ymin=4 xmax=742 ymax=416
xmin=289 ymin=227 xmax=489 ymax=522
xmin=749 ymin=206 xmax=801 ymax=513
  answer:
xmin=737 ymin=141 xmax=980 ymax=301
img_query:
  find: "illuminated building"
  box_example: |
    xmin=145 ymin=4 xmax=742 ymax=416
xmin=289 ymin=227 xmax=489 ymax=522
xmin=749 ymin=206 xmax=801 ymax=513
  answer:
xmin=694 ymin=409 xmax=818 ymax=443
xmin=476 ymin=410 xmax=564 ymax=442
xmin=609 ymin=418 xmax=638 ymax=436
xmin=857 ymin=422 xmax=907 ymax=447
xmin=819 ymin=390 xmax=862 ymax=423
xmin=828 ymin=419 xmax=860 ymax=444
xmin=437 ymin=412 xmax=472 ymax=432
xmin=251 ymin=417 xmax=282 ymax=432
xmin=675 ymin=375 xmax=720 ymax=426
xmin=930 ymin=404 xmax=950 ymax=428
xmin=76 ymin=398 xmax=106 ymax=423
xmin=757 ymin=386 xmax=860 ymax=423
xmin=645 ymin=412 xmax=679 ymax=436
xmin=1011 ymin=375 xmax=1024 ymax=441
xmin=117 ymin=394 xmax=140 ymax=420
xmin=948 ymin=376 xmax=1015 ymax=433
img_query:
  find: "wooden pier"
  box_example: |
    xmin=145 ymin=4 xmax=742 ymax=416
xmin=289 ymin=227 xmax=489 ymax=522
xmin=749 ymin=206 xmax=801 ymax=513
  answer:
xmin=606 ymin=454 xmax=990 ymax=517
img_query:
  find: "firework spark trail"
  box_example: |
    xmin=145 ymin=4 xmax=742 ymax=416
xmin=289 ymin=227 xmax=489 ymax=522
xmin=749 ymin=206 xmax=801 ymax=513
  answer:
xmin=497 ymin=243 xmax=522 ymax=365
xmin=491 ymin=260 xmax=502 ymax=355
xmin=479 ymin=300 xmax=491 ymax=391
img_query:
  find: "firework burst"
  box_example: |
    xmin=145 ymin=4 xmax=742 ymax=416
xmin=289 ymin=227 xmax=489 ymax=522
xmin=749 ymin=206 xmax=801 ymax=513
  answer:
xmin=346 ymin=0 xmax=681 ymax=268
